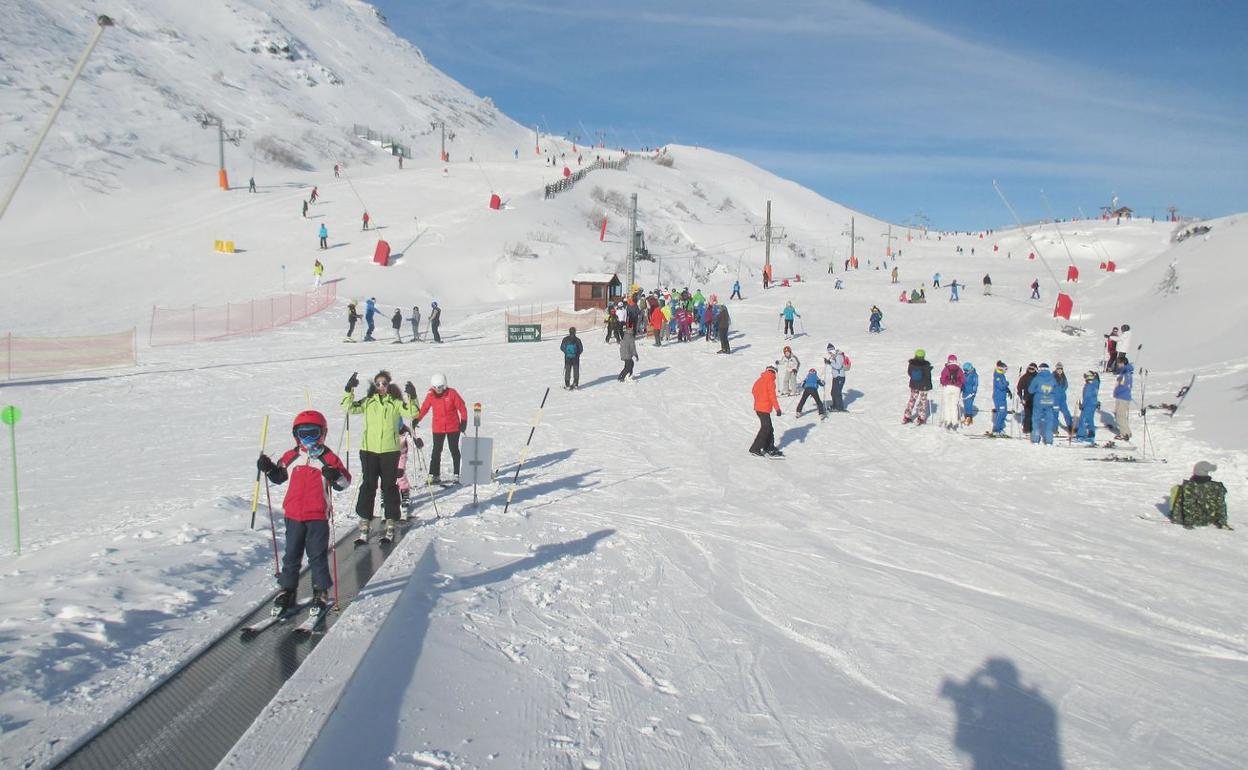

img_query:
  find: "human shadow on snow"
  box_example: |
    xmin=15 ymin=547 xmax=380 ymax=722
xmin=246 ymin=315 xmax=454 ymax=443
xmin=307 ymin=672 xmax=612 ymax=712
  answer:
xmin=844 ymin=388 xmax=864 ymax=407
xmin=778 ymin=423 xmax=816 ymax=448
xmin=940 ymin=657 xmax=1064 ymax=769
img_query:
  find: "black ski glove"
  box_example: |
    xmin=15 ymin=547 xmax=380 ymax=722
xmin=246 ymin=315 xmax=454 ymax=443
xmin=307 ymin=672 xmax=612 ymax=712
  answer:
xmin=405 ymin=381 xmax=418 ymax=401
xmin=257 ymin=454 xmax=276 ymax=474
xmin=345 ymin=372 xmax=359 ymax=392
xmin=459 ymin=420 xmax=468 ymax=434
xmin=414 ymin=436 xmax=425 ymax=449
xmin=322 ymin=465 xmax=342 ymax=486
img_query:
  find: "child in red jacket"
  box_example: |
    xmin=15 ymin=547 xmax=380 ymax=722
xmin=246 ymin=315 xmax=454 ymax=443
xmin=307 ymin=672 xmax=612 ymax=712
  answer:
xmin=257 ymin=410 xmax=351 ymax=618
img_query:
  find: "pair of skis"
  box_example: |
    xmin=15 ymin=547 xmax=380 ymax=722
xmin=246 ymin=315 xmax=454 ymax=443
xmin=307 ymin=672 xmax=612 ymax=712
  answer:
xmin=240 ymin=599 xmax=333 ymax=639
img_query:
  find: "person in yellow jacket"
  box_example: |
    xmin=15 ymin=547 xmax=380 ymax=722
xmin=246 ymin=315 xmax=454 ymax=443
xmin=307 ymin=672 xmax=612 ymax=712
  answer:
xmin=340 ymin=370 xmax=420 ymax=542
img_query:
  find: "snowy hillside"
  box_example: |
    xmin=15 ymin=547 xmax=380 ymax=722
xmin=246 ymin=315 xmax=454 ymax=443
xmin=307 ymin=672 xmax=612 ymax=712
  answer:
xmin=2 ymin=3 xmax=1247 ymax=770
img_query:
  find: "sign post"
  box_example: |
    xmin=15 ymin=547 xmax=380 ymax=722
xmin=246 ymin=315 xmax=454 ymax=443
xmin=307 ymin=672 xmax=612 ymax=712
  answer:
xmin=2 ymin=405 xmax=21 ymax=556
xmin=506 ymin=324 xmax=542 ymax=343
xmin=471 ymin=403 xmax=482 ymax=506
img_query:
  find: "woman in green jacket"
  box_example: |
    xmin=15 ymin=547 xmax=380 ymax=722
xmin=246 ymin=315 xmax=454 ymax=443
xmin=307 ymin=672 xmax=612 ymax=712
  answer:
xmin=340 ymin=370 xmax=420 ymax=541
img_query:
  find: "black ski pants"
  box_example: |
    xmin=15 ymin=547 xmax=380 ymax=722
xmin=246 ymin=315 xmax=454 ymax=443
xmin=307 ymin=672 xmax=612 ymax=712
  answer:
xmin=430 ymin=431 xmax=461 ymax=478
xmin=618 ymin=359 xmax=635 ymax=380
xmin=797 ymin=387 xmax=825 ymax=415
xmin=749 ymin=411 xmax=776 ymax=453
xmin=564 ymin=357 xmax=580 ymax=388
xmin=830 ymin=376 xmax=846 ymax=410
xmin=356 ymin=450 xmax=401 ymax=521
xmin=280 ymin=517 xmax=331 ymax=591
xmin=1023 ymin=394 xmax=1035 ymax=434
xmin=783 ymin=319 xmax=795 ymax=335
xmin=431 ymin=320 xmax=441 ymax=342
xmin=719 ymin=327 xmax=731 ymax=353
xmin=347 ymin=317 xmax=357 ymax=338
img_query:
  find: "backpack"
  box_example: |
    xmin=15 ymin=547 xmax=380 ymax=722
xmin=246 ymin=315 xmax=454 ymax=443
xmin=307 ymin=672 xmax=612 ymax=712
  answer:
xmin=842 ymin=353 xmax=851 ymax=371
xmin=564 ymin=342 xmax=578 ymax=359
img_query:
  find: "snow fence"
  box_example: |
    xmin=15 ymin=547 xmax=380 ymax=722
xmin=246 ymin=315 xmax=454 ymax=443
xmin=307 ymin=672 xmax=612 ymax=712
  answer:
xmin=504 ymin=306 xmax=605 ymax=337
xmin=149 ymin=285 xmax=336 ymax=346
xmin=1 ymin=329 xmax=136 ymax=380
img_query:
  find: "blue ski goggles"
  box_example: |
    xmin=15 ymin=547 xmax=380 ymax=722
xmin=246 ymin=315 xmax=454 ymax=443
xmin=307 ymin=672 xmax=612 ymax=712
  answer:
xmin=294 ymin=424 xmax=323 ymax=446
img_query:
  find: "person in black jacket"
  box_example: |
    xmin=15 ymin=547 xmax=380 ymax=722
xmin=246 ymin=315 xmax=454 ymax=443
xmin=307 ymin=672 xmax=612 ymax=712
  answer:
xmin=716 ymin=303 xmax=732 ymax=354
xmin=1016 ymin=362 xmax=1038 ymax=434
xmin=560 ymin=327 xmax=584 ymax=389
xmin=903 ymin=349 xmax=934 ymax=424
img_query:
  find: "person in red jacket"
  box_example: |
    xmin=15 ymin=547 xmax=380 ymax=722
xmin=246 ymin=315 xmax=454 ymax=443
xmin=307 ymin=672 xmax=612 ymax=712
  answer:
xmin=257 ymin=410 xmax=351 ymax=617
xmin=415 ymin=372 xmax=469 ymax=483
xmin=749 ymin=365 xmax=784 ymax=457
xmin=649 ymin=304 xmax=666 ymax=347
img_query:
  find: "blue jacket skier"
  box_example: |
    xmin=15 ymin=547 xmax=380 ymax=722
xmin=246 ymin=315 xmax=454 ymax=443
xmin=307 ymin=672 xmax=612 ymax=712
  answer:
xmin=1053 ymin=363 xmax=1074 ymax=433
xmin=868 ymin=306 xmax=883 ymax=333
xmin=1076 ymin=371 xmax=1100 ymax=444
xmin=960 ymin=362 xmax=978 ymax=426
xmin=780 ymin=302 xmax=800 ymax=338
xmin=991 ymin=361 xmax=1010 ymax=435
xmin=1027 ymin=364 xmax=1059 ymax=444
xmin=796 ymin=368 xmax=826 ymax=417
xmin=364 ymin=297 xmax=378 ymax=341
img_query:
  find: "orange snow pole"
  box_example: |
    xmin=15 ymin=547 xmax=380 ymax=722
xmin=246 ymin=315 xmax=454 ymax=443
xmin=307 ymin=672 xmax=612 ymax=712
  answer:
xmin=218 ymin=169 xmax=229 ymax=190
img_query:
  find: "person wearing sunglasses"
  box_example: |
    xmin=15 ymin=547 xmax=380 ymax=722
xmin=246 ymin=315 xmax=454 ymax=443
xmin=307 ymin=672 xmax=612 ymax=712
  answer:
xmin=341 ymin=370 xmax=420 ymax=542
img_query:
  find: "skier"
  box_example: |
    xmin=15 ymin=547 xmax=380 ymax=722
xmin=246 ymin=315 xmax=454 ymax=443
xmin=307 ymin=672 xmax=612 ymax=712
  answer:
xmin=890 ymin=266 xmax=899 ymax=284
xmin=415 ymin=373 xmax=468 ymax=484
xmin=730 ymin=280 xmax=742 ymax=300
xmin=618 ymin=326 xmax=639 ymax=381
xmin=302 ymin=199 xmax=308 ymax=218
xmin=341 ymin=371 xmax=420 ymax=543
xmin=1053 ymin=363 xmax=1073 ymax=435
xmin=780 ymin=301 xmax=800 ymax=339
xmin=949 ymin=280 xmax=960 ymax=302
xmin=762 ymin=263 xmax=772 ymax=290
xmin=1169 ymin=461 xmax=1229 ymax=528
xmin=1103 ymin=326 xmax=1120 ymax=372
xmin=982 ymin=274 xmax=992 ymax=295
xmin=748 ymin=364 xmax=783 ymax=457
xmin=396 ymin=423 xmax=414 ymax=512
xmin=902 ymin=349 xmax=934 ymax=425
xmin=779 ymin=346 xmax=800 ymax=396
xmin=1030 ymin=279 xmax=1040 ymax=300
xmin=256 ymin=410 xmax=351 ymax=619
xmin=939 ymin=354 xmax=966 ymax=429
xmin=716 ymin=302 xmax=732 ymax=354
xmin=362 ymin=211 xmax=371 ymax=231
xmin=248 ymin=176 xmax=257 ymax=193
xmin=824 ymin=343 xmax=848 ymax=412
xmin=1017 ymin=362 xmax=1038 ymax=434
xmin=933 ymin=272 xmax=942 ymax=288
xmin=410 ymin=305 xmax=421 ymax=341
xmin=649 ymin=303 xmax=665 ymax=347
xmin=1075 ymin=370 xmax=1100 ymax=444
xmin=990 ymin=361 xmax=1011 ymax=436
xmin=310 ymin=186 xmax=319 ymax=203
xmin=1117 ymin=323 xmax=1132 ymax=358
xmin=391 ymin=307 xmax=403 ymax=343
xmin=333 ymin=164 xmax=340 ymax=178
xmin=560 ymin=326 xmax=584 ymax=389
xmin=868 ymin=306 xmax=883 ymax=333
xmin=346 ymin=301 xmax=359 ymax=340
xmin=318 ymin=223 xmax=328 ymax=250
xmin=1112 ymin=354 xmax=1134 ymax=441
xmin=313 ymin=259 xmax=324 ymax=288
xmin=429 ymin=301 xmax=442 ymax=343
xmin=796 ymin=368 xmax=826 ymax=418
xmin=363 ymin=297 xmax=378 ymax=341
xmin=961 ymin=361 xmax=978 ymax=427
xmin=1027 ymin=363 xmax=1059 ymax=445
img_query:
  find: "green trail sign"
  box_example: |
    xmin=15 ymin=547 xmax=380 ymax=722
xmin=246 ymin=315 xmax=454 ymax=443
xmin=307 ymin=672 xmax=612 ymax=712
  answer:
xmin=506 ymin=324 xmax=542 ymax=343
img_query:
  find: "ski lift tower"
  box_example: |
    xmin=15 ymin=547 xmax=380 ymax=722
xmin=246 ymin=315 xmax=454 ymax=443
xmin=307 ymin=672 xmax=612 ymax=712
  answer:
xmin=196 ymin=111 xmax=244 ymax=190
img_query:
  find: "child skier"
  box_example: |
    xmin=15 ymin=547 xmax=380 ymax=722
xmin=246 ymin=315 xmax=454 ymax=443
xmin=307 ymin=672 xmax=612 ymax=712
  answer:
xmin=960 ymin=362 xmax=978 ymax=426
xmin=903 ymin=349 xmax=934 ymax=424
xmin=780 ymin=301 xmax=800 ymax=339
xmin=410 ymin=305 xmax=421 ymax=341
xmin=779 ymin=346 xmax=800 ymax=396
xmin=939 ymin=355 xmax=966 ymax=429
xmin=1075 ymin=370 xmax=1100 ymax=444
xmin=868 ymin=306 xmax=883 ymax=333
xmin=795 ymin=368 xmax=826 ymax=418
xmin=396 ymin=422 xmax=415 ymax=513
xmin=990 ymin=360 xmax=1011 ymax=436
xmin=1027 ymin=363 xmax=1059 ymax=444
xmin=346 ymin=301 xmax=359 ymax=340
xmin=256 ymin=410 xmax=351 ymax=619
xmin=391 ymin=307 xmax=403 ymax=343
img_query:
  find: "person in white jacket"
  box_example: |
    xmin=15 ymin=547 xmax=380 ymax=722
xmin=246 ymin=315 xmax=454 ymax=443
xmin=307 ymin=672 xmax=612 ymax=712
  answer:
xmin=1117 ymin=323 xmax=1132 ymax=360
xmin=779 ymin=346 xmax=800 ymax=396
xmin=823 ymin=343 xmax=848 ymax=411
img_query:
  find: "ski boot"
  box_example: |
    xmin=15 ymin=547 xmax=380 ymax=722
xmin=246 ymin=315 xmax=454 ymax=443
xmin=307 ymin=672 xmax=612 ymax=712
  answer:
xmin=310 ymin=588 xmax=330 ymax=618
xmin=400 ymin=489 xmax=411 ymax=508
xmin=381 ymin=519 xmax=397 ymax=544
xmin=427 ymin=474 xmax=440 ymax=486
xmin=272 ymin=589 xmax=295 ymax=616
xmin=355 ymin=518 xmax=370 ymax=545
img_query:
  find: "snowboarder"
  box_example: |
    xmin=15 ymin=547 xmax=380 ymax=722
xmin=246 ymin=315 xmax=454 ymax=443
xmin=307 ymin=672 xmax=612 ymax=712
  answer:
xmin=341 ymin=371 xmax=420 ymax=542
xmin=346 ymin=301 xmax=360 ymax=340
xmin=415 ymin=373 xmax=468 ymax=484
xmin=318 ymin=224 xmax=328 ymax=250
xmin=391 ymin=308 xmax=403 ymax=343
xmin=313 ymin=259 xmax=324 ymax=288
xmin=990 ymin=361 xmax=1010 ymax=436
xmin=362 ymin=211 xmax=371 ymax=231
xmin=1113 ymin=355 xmax=1134 ymax=441
xmin=749 ymin=365 xmax=783 ymax=457
xmin=824 ymin=343 xmax=848 ymax=411
xmin=1169 ymin=461 xmax=1229 ymax=528
xmin=429 ymin=301 xmax=442 ymax=343
xmin=903 ymin=349 xmax=934 ymax=424
xmin=939 ymin=355 xmax=966 ymax=429
xmin=618 ymin=327 xmax=639 ymax=381
xmin=868 ymin=306 xmax=883 ymax=333
xmin=1027 ymin=363 xmax=1059 ymax=445
xmin=1030 ymin=279 xmax=1041 ymax=300
xmin=961 ymin=362 xmax=978 ymax=427
xmin=256 ymin=410 xmax=351 ymax=619
xmin=716 ymin=302 xmax=732 ymax=354
xmin=982 ymin=274 xmax=992 ymax=295
xmin=796 ymin=368 xmax=826 ymax=417
xmin=410 ymin=305 xmax=421 ymax=341
xmin=1053 ymin=363 xmax=1073 ymax=435
xmin=779 ymin=346 xmax=800 ymax=396
xmin=560 ymin=326 xmax=584 ymax=389
xmin=1075 ymin=370 xmax=1100 ymax=444
xmin=1017 ymin=363 xmax=1038 ymax=434
xmin=363 ymin=297 xmax=378 ymax=341
xmin=730 ymin=280 xmax=742 ymax=300
xmin=780 ymin=301 xmax=800 ymax=339
xmin=248 ymin=176 xmax=257 ymax=193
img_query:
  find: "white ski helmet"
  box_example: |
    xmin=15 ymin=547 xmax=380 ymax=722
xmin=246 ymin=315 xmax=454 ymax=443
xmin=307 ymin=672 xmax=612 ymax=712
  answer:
xmin=430 ymin=372 xmax=447 ymax=391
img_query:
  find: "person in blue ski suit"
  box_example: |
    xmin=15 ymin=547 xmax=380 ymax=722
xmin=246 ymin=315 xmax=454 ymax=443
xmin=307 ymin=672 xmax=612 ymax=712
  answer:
xmin=1053 ymin=363 xmax=1074 ymax=435
xmin=796 ymin=368 xmax=826 ymax=417
xmin=318 ymin=223 xmax=329 ymax=250
xmin=780 ymin=302 xmax=800 ymax=337
xmin=1075 ymin=370 xmax=1100 ymax=444
xmin=364 ymin=297 xmax=379 ymax=341
xmin=730 ymin=280 xmax=742 ymax=300
xmin=1027 ymin=363 xmax=1059 ymax=444
xmin=991 ymin=361 xmax=1010 ymax=435
xmin=949 ymin=280 xmax=961 ymax=302
xmin=960 ymin=362 xmax=978 ymax=426
xmin=868 ymin=306 xmax=883 ymax=333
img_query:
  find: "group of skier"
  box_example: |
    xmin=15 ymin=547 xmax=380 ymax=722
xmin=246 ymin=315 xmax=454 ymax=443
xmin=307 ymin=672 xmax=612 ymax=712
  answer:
xmin=346 ymin=298 xmax=442 ymax=343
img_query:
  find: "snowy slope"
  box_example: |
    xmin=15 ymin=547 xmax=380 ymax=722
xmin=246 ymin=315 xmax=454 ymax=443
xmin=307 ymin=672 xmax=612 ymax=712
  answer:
xmin=1 ymin=3 xmax=1247 ymax=770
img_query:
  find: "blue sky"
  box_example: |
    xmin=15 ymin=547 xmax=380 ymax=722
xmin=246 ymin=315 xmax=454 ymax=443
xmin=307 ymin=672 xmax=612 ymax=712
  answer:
xmin=374 ymin=0 xmax=1246 ymax=229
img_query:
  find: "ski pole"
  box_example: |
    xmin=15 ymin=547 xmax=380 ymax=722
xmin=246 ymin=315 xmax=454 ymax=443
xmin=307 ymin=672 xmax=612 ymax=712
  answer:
xmin=250 ymin=415 xmax=270 ymax=529
xmin=326 ymin=479 xmax=340 ymax=609
xmin=414 ymin=437 xmax=440 ymax=518
xmin=264 ymin=475 xmax=279 ymax=577
xmin=504 ymin=387 xmax=550 ymax=514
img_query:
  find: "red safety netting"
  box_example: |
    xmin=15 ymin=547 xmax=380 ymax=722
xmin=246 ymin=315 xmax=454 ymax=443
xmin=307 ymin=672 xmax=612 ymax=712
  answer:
xmin=149 ymin=285 xmax=337 ymax=346
xmin=2 ymin=329 xmax=136 ymax=380
xmin=504 ymin=306 xmax=605 ymax=335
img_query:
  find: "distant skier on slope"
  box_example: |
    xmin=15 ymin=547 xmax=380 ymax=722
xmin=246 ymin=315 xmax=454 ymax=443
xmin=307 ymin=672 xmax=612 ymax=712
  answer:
xmin=560 ymin=327 xmax=584 ymax=389
xmin=961 ymin=362 xmax=978 ymax=427
xmin=824 ymin=343 xmax=848 ymax=412
xmin=618 ymin=327 xmax=639 ymax=381
xmin=749 ymin=364 xmax=783 ymax=457
xmin=716 ymin=302 xmax=732 ymax=354
xmin=410 ymin=305 xmax=421 ymax=342
xmin=939 ymin=355 xmax=966 ymax=430
xmin=796 ymin=368 xmax=826 ymax=418
xmin=902 ymin=349 xmax=933 ymax=425
xmin=363 ymin=297 xmax=378 ymax=341
xmin=780 ymin=301 xmax=800 ymax=339
xmin=1075 ymin=370 xmax=1100 ymax=444
xmin=1017 ymin=363 xmax=1038 ymax=434
xmin=1027 ymin=363 xmax=1059 ymax=445
xmin=779 ymin=346 xmax=800 ymax=396
xmin=869 ymin=306 xmax=883 ymax=333
xmin=990 ymin=360 xmax=1011 ymax=436
xmin=429 ymin=301 xmax=443 ymax=343
xmin=391 ymin=308 xmax=403 ymax=343
xmin=1112 ymin=355 xmax=1134 ymax=442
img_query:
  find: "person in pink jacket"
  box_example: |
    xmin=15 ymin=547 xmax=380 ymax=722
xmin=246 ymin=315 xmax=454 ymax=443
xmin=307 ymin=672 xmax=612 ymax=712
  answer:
xmin=939 ymin=354 xmax=967 ymax=429
xmin=415 ymin=372 xmax=468 ymax=483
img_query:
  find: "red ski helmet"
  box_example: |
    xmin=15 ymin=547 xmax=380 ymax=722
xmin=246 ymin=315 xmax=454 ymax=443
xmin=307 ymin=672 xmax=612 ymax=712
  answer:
xmin=292 ymin=410 xmax=328 ymax=445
